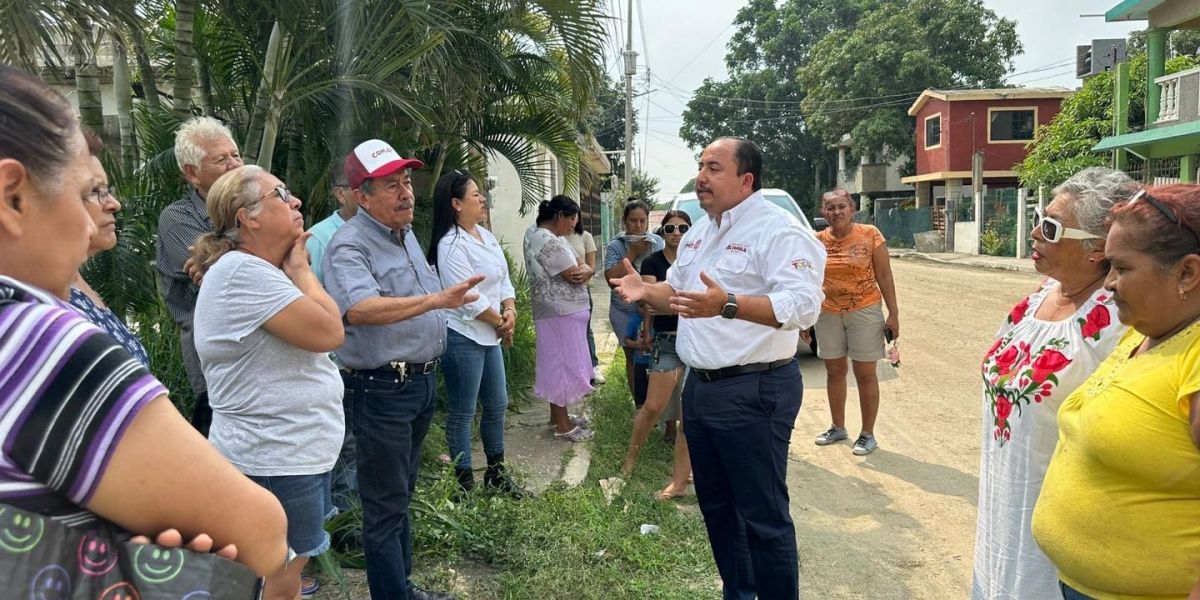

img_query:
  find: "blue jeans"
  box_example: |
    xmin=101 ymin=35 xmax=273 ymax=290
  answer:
xmin=1060 ymin=582 xmax=1097 ymax=600
xmin=684 ymin=360 xmax=803 ymax=600
xmin=586 ymin=295 xmax=598 ymax=368
xmin=344 ymin=369 xmax=437 ymax=600
xmin=327 ymin=388 xmax=358 ymax=513
xmin=442 ymin=330 xmax=509 ymax=469
xmin=249 ymin=471 xmax=334 ymax=557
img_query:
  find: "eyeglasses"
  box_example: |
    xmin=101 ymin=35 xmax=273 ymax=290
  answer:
xmin=84 ymin=185 xmax=116 ymax=206
xmin=1033 ymin=207 xmax=1101 ymax=244
xmin=1127 ymin=189 xmax=1200 ymax=247
xmin=259 ymin=184 xmax=292 ymax=203
xmin=662 ymin=224 xmax=689 ymax=234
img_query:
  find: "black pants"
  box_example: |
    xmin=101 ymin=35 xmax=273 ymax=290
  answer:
xmin=684 ymin=360 xmax=802 ymax=600
xmin=190 ymin=390 xmax=212 ymax=437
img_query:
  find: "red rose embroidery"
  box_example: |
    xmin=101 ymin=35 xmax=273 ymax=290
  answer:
xmin=1031 ymin=349 xmax=1072 ymax=384
xmin=994 ymin=345 xmax=1020 ymax=376
xmin=985 ymin=337 xmax=1003 ymax=359
xmin=1080 ymin=305 xmax=1111 ymax=340
xmin=1009 ymin=297 xmax=1031 ymax=325
xmin=995 ymin=394 xmax=1013 ymax=421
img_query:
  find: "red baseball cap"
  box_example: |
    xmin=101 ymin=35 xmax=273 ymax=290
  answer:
xmin=344 ymin=139 xmax=425 ymax=189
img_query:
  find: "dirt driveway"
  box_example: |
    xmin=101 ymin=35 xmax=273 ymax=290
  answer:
xmin=790 ymin=258 xmax=1040 ymax=599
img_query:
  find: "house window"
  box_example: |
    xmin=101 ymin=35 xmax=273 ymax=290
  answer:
xmin=989 ymin=109 xmax=1036 ymax=142
xmin=924 ymin=114 xmax=941 ymax=149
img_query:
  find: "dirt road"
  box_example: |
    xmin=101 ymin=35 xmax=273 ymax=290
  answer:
xmin=791 ymin=258 xmax=1040 ymax=599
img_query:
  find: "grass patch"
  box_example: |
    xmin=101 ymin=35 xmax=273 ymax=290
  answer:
xmin=330 ymin=356 xmax=719 ymax=599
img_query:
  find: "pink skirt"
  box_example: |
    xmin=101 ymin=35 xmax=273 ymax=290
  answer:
xmin=534 ymin=311 xmax=595 ymax=407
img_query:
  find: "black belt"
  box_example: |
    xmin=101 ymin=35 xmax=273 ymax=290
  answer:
xmin=344 ymin=358 xmax=440 ymax=380
xmin=693 ymin=358 xmax=793 ymax=383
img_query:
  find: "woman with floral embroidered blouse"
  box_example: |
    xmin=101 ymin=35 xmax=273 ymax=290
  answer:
xmin=972 ymin=168 xmax=1133 ymax=600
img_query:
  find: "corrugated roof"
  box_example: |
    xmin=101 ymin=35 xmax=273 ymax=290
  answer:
xmin=907 ymin=87 xmax=1074 ymax=116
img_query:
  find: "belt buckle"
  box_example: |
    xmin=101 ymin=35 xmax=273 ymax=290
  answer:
xmin=389 ymin=360 xmax=408 ymax=380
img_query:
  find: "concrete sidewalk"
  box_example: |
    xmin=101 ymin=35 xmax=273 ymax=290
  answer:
xmin=889 ymin=248 xmax=1037 ymax=274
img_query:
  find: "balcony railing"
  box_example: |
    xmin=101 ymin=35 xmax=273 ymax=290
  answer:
xmin=1155 ymin=67 xmax=1200 ymax=125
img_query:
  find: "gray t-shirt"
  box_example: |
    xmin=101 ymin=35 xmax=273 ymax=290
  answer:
xmin=194 ymin=251 xmax=344 ymax=476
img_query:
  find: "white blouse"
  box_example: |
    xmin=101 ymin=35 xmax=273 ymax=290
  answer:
xmin=972 ymin=279 xmax=1125 ymax=600
xmin=436 ymin=225 xmax=516 ymax=346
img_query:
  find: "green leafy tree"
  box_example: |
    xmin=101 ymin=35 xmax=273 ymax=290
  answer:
xmin=1016 ymin=53 xmax=1200 ymax=190
xmin=798 ymin=0 xmax=1021 ymax=168
xmin=679 ymin=0 xmax=870 ymax=212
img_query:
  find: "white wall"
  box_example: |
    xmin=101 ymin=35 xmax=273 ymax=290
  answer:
xmin=954 ymin=220 xmax=978 ymax=254
xmin=487 ymin=150 xmax=560 ymax=270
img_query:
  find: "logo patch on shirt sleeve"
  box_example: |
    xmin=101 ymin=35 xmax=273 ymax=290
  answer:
xmin=685 ymin=239 xmax=703 ymax=250
xmin=791 ymin=258 xmax=813 ymax=270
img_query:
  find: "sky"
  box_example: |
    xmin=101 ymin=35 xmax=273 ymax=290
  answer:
xmin=606 ymin=0 xmax=1143 ymax=203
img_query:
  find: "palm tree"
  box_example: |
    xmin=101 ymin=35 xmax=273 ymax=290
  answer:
xmin=171 ymin=0 xmax=197 ymax=118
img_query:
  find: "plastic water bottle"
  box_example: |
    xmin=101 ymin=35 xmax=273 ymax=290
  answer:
xmin=887 ymin=340 xmax=901 ymax=368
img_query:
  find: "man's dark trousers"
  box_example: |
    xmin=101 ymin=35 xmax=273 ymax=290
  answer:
xmin=346 ymin=369 xmax=437 ymax=600
xmin=683 ymin=360 xmax=802 ymax=600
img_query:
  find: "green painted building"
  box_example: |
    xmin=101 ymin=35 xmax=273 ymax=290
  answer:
xmin=1095 ymin=0 xmax=1200 ymax=183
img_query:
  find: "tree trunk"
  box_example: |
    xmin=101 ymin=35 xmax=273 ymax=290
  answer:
xmin=113 ymin=37 xmax=138 ymax=175
xmin=245 ymin=20 xmax=291 ymax=166
xmin=285 ymin=129 xmax=302 ymax=190
xmin=172 ymin=0 xmax=198 ymax=119
xmin=196 ymin=57 xmax=214 ymax=116
xmin=129 ymin=23 xmax=161 ymax=111
xmin=75 ymin=19 xmax=105 ymax=141
xmin=427 ymin=140 xmax=450 ymax=198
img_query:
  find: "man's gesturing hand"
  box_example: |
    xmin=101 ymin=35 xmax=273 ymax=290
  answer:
xmin=436 ymin=274 xmax=485 ymax=309
xmin=670 ymin=272 xmax=727 ymax=319
xmin=607 ymin=259 xmax=645 ymax=303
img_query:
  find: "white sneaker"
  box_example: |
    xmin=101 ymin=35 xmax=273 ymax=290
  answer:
xmin=592 ymin=367 xmax=607 ymax=384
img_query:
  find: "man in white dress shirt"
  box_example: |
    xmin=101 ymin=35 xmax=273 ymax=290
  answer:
xmin=611 ymin=137 xmax=826 ymax=600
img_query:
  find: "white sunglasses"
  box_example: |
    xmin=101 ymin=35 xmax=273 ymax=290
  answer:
xmin=1034 ymin=207 xmax=1102 ymax=244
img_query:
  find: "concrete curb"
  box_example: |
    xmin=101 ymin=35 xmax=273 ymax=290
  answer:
xmin=889 ymin=249 xmax=1038 ymax=275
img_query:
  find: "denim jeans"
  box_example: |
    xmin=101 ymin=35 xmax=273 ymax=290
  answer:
xmin=442 ymin=330 xmax=509 ymax=469
xmin=327 ymin=387 xmax=358 ymax=513
xmin=1059 ymin=581 xmax=1097 ymax=600
xmin=344 ymin=369 xmax=437 ymax=600
xmin=586 ymin=294 xmax=598 ymax=368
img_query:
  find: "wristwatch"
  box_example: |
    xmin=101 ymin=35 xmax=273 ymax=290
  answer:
xmin=720 ymin=293 xmax=739 ymax=319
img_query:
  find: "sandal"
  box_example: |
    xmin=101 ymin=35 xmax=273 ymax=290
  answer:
xmin=546 ymin=415 xmax=591 ymax=429
xmin=301 ymin=576 xmax=320 ymax=597
xmin=655 ymin=485 xmax=688 ymax=501
xmin=553 ymin=425 xmax=594 ymax=442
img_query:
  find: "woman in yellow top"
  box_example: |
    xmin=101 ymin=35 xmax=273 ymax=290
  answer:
xmin=1032 ymin=184 xmax=1200 ymax=600
xmin=807 ymin=188 xmax=900 ymax=456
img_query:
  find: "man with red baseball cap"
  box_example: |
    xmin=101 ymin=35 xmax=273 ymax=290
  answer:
xmin=323 ymin=139 xmax=481 ymax=600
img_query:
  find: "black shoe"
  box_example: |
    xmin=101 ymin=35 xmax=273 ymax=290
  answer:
xmin=409 ymin=584 xmax=457 ymax=600
xmin=484 ymin=453 xmax=533 ymax=499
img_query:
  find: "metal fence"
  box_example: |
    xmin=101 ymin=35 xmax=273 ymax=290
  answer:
xmin=1126 ymin=156 xmax=1183 ymax=185
xmin=874 ymin=198 xmax=932 ymax=248
xmin=978 ymin=188 xmax=1021 ymax=257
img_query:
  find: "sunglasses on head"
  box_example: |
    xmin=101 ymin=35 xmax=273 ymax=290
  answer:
xmin=1033 ymin=206 xmax=1101 ymax=244
xmin=1127 ymin=189 xmax=1200 ymax=247
xmin=662 ymin=224 xmax=689 ymax=234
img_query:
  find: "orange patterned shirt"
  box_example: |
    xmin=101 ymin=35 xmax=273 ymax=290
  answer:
xmin=816 ymin=224 xmax=886 ymax=312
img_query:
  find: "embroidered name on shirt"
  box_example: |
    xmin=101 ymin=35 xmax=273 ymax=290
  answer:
xmin=726 ymin=243 xmax=749 ymax=254
xmin=686 ymin=239 xmax=703 ymax=250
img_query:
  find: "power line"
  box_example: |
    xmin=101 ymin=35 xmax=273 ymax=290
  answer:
xmin=648 ymin=55 xmax=1080 ymax=110
xmin=663 ymin=23 xmax=735 ymax=86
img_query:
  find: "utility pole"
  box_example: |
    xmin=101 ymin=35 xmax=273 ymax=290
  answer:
xmin=623 ymin=0 xmax=637 ymax=193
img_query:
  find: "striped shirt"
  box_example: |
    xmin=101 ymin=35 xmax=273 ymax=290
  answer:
xmin=155 ymin=186 xmax=211 ymax=396
xmin=0 ymin=276 xmax=166 ymax=528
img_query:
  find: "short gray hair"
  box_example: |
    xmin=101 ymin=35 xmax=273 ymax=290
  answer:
xmin=1053 ymin=167 xmax=1137 ymax=249
xmin=174 ymin=116 xmax=236 ymax=172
